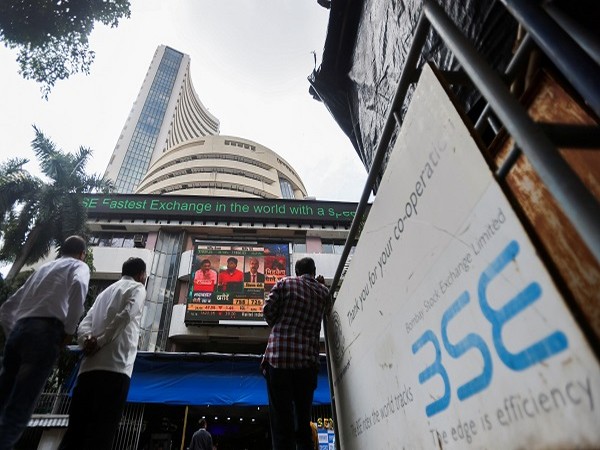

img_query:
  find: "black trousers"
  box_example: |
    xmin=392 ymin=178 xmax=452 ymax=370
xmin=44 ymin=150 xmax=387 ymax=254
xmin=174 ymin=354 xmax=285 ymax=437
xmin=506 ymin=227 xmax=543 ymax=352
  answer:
xmin=264 ymin=364 xmax=318 ymax=450
xmin=0 ymin=318 xmax=64 ymax=450
xmin=59 ymin=370 xmax=130 ymax=450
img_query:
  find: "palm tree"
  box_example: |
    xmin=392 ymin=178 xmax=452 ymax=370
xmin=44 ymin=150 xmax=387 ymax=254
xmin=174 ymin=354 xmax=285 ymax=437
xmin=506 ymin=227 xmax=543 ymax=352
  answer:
xmin=0 ymin=157 xmax=40 ymax=229
xmin=0 ymin=126 xmax=112 ymax=281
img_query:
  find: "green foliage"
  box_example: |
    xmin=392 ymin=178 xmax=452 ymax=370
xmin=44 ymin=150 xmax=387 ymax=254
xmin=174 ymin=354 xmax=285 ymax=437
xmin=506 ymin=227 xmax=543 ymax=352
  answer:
xmin=0 ymin=0 xmax=131 ymax=98
xmin=45 ymin=345 xmax=80 ymax=393
xmin=83 ymin=248 xmax=97 ymax=311
xmin=0 ymin=125 xmax=113 ymax=279
xmin=0 ymin=158 xmax=40 ymax=231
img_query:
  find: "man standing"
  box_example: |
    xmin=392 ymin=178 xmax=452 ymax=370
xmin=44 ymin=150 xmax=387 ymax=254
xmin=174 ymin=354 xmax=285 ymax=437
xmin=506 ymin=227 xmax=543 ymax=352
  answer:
xmin=243 ymin=257 xmax=265 ymax=283
xmin=261 ymin=257 xmax=330 ymax=450
xmin=189 ymin=418 xmax=213 ymax=450
xmin=0 ymin=236 xmax=90 ymax=450
xmin=218 ymin=257 xmax=243 ymax=291
xmin=59 ymin=257 xmax=147 ymax=450
xmin=193 ymin=258 xmax=218 ymax=292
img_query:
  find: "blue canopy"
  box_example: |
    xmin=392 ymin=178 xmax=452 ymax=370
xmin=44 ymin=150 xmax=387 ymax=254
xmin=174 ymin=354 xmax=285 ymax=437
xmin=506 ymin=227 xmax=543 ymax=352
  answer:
xmin=122 ymin=352 xmax=332 ymax=406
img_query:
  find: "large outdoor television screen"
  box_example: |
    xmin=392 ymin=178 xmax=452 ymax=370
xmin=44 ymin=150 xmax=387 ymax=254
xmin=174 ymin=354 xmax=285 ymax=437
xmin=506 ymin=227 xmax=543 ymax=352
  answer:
xmin=185 ymin=242 xmax=290 ymax=323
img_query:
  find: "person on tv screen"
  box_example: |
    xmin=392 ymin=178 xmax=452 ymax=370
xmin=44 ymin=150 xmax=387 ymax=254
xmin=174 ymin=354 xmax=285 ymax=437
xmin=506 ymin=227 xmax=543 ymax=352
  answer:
xmin=219 ymin=257 xmax=243 ymax=291
xmin=193 ymin=259 xmax=218 ymax=293
xmin=244 ymin=257 xmax=265 ymax=283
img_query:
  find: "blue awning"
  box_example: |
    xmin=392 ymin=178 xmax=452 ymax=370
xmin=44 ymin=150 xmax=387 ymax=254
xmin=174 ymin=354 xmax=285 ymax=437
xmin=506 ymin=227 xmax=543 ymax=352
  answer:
xmin=68 ymin=351 xmax=332 ymax=406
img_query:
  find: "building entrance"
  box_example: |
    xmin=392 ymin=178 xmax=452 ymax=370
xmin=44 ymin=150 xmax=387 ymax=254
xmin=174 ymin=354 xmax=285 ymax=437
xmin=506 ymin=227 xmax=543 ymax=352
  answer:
xmin=139 ymin=404 xmax=270 ymax=450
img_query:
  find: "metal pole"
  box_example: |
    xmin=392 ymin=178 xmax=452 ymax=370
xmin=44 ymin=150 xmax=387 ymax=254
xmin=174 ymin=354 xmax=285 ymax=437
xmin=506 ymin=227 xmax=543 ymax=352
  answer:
xmin=133 ymin=404 xmax=144 ymax=450
xmin=500 ymin=0 xmax=600 ymax=117
xmin=543 ymin=3 xmax=600 ymax=66
xmin=321 ymin=320 xmax=341 ymax=450
xmin=424 ymin=0 xmax=600 ymax=263
xmin=328 ymin=13 xmax=432 ymax=297
xmin=475 ymin=34 xmax=535 ymax=133
xmin=496 ymin=144 xmax=522 ymax=179
xmin=180 ymin=405 xmax=189 ymax=450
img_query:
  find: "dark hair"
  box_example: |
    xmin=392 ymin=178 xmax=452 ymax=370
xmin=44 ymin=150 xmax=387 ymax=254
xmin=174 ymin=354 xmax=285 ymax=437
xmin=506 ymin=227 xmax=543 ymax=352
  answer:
xmin=200 ymin=259 xmax=211 ymax=266
xmin=61 ymin=235 xmax=86 ymax=257
xmin=122 ymin=257 xmax=146 ymax=277
xmin=199 ymin=418 xmax=207 ymax=428
xmin=227 ymin=257 xmax=238 ymax=265
xmin=295 ymin=257 xmax=316 ymax=276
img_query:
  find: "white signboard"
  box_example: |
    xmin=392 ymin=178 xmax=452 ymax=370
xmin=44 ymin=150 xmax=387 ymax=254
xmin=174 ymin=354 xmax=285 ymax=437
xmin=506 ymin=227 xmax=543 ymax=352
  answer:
xmin=328 ymin=65 xmax=600 ymax=449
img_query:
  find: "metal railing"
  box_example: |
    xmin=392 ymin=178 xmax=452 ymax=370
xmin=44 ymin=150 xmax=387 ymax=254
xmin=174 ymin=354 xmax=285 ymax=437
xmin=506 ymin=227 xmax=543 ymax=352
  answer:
xmin=110 ymin=403 xmax=145 ymax=450
xmin=30 ymin=389 xmax=144 ymax=450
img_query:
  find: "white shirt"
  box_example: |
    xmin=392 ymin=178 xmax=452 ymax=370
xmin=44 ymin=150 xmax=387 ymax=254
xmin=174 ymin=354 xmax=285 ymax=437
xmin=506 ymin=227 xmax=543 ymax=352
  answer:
xmin=77 ymin=276 xmax=146 ymax=378
xmin=0 ymin=257 xmax=90 ymax=335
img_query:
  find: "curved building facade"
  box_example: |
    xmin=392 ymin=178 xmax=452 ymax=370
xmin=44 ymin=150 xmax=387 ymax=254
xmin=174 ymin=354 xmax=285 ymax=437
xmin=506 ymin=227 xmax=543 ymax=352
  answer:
xmin=104 ymin=45 xmax=220 ymax=193
xmin=105 ymin=45 xmax=309 ymax=201
xmin=165 ymin=70 xmax=220 ymax=150
xmin=135 ymin=135 xmax=307 ymax=199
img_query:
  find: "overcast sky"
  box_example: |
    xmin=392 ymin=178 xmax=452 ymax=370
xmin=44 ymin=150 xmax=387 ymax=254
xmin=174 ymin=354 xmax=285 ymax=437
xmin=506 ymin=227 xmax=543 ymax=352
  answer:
xmin=0 ymin=0 xmax=368 ymax=202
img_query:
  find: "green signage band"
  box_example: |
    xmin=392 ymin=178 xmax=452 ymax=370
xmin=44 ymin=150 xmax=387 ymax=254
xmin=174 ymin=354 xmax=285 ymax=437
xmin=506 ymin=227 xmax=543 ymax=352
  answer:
xmin=83 ymin=193 xmax=363 ymax=226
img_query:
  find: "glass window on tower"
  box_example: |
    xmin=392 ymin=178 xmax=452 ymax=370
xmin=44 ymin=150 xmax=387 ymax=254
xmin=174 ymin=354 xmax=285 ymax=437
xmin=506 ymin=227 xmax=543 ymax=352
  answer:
xmin=114 ymin=47 xmax=184 ymax=193
xmin=279 ymin=177 xmax=295 ymax=199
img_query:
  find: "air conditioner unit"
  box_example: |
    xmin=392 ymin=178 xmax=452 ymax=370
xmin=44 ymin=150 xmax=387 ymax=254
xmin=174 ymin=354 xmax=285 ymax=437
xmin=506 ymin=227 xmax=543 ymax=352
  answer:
xmin=133 ymin=234 xmax=146 ymax=248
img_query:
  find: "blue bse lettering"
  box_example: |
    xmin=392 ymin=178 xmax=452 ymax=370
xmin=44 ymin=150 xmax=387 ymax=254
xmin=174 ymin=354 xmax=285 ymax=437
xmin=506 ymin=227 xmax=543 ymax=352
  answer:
xmin=441 ymin=291 xmax=492 ymax=401
xmin=412 ymin=331 xmax=450 ymax=417
xmin=479 ymin=240 xmax=568 ymax=371
xmin=412 ymin=240 xmax=569 ymax=417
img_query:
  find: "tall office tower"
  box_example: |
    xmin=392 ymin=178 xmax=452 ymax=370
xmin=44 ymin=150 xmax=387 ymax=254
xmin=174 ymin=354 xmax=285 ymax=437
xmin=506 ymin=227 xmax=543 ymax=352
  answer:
xmin=104 ymin=45 xmax=220 ymax=193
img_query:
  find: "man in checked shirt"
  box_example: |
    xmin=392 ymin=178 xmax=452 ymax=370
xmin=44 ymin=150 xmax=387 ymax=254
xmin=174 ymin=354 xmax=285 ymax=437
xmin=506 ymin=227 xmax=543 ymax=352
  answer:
xmin=261 ymin=257 xmax=330 ymax=450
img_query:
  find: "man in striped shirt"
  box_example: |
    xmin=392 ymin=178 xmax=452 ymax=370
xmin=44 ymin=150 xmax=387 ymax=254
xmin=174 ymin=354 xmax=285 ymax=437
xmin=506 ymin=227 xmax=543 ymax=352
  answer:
xmin=261 ymin=257 xmax=330 ymax=450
